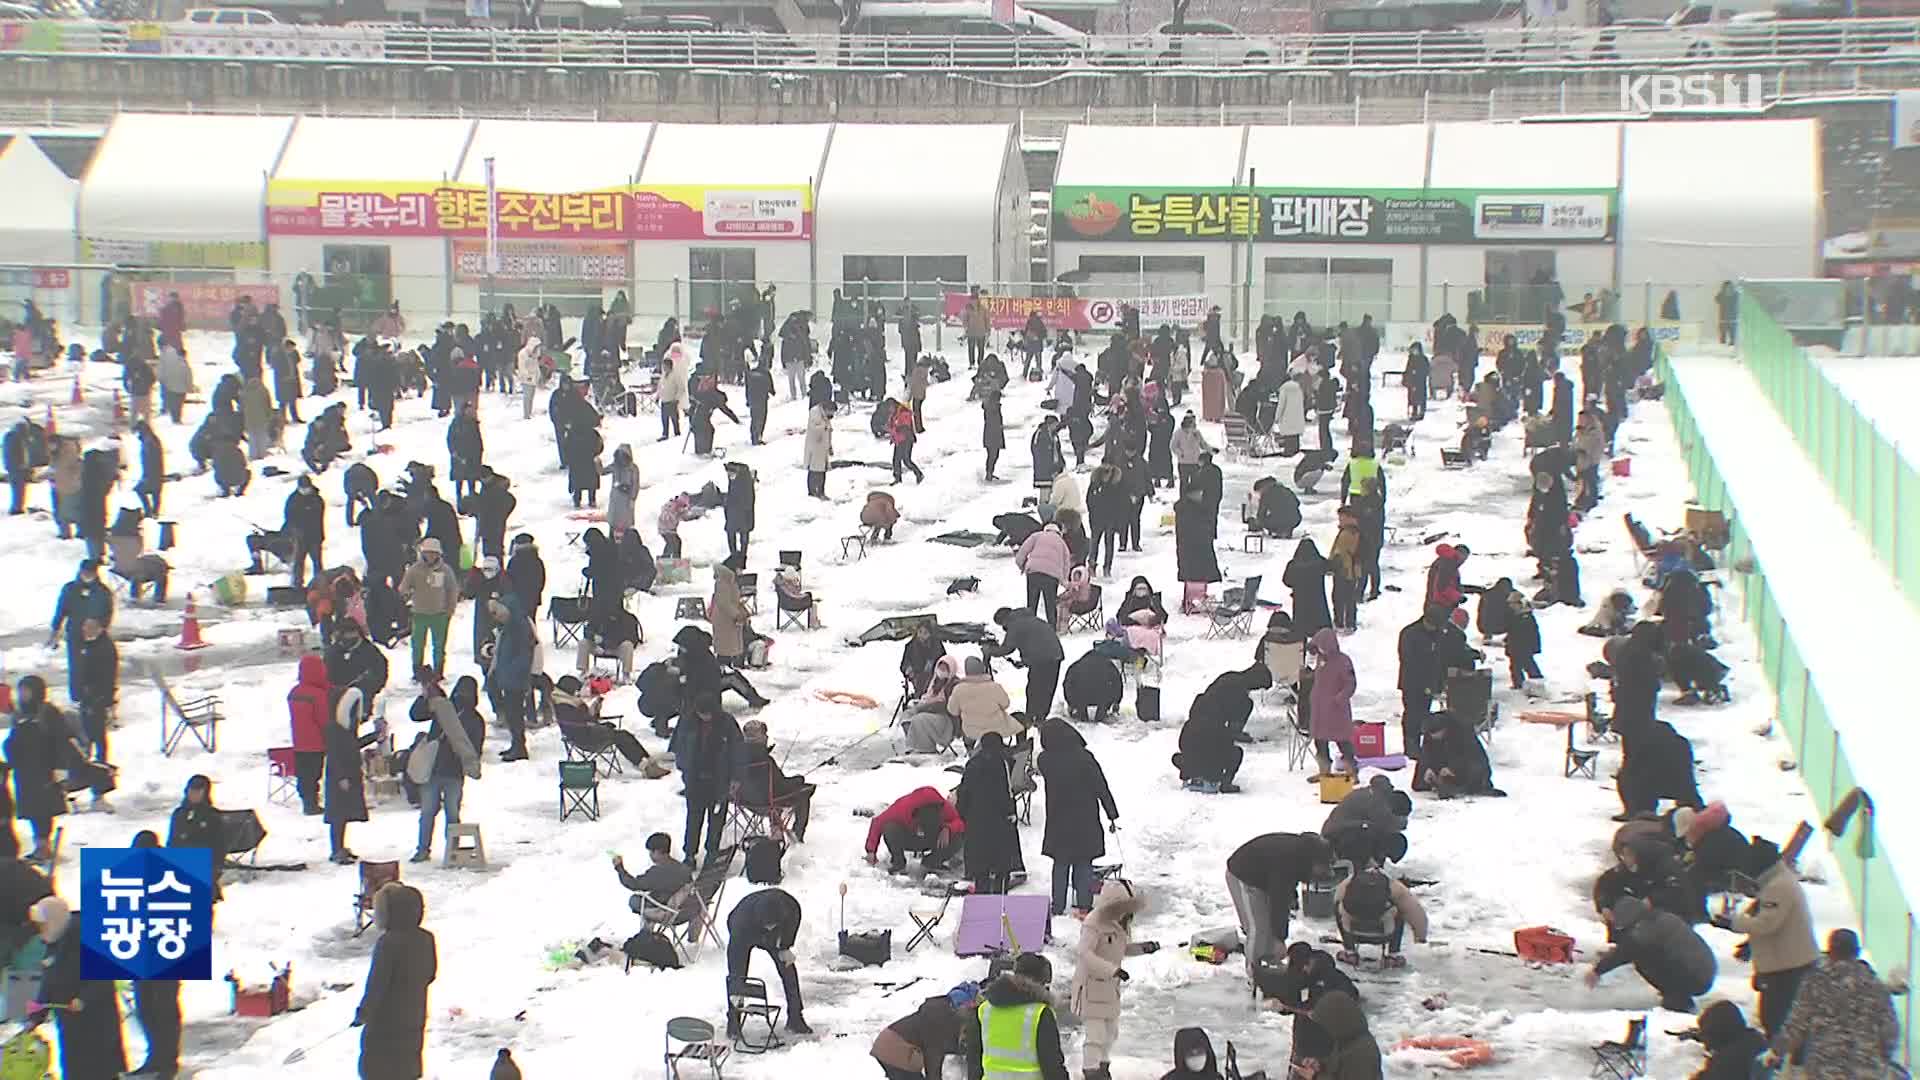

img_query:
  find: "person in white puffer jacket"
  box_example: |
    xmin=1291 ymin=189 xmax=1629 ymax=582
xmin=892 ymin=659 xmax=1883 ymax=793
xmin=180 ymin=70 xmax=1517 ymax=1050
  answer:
xmin=516 ymin=334 xmax=543 ymax=419
xmin=658 ymin=341 xmax=691 ymax=442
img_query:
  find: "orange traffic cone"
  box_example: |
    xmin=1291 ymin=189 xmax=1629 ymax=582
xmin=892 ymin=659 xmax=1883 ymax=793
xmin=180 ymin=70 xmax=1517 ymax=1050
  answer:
xmin=176 ymin=596 xmax=209 ymax=652
xmin=69 ymin=373 xmax=83 ymax=408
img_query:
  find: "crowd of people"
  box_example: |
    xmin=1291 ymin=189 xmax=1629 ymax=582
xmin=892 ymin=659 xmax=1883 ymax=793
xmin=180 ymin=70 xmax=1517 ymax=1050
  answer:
xmin=0 ymin=281 xmax=1893 ymax=1080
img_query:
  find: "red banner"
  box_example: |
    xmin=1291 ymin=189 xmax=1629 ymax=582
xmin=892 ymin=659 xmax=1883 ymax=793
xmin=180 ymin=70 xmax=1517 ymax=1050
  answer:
xmin=131 ymin=283 xmax=283 ymax=330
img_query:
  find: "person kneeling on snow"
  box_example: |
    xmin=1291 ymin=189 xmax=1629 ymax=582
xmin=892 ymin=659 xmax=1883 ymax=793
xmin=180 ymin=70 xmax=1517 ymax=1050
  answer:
xmin=865 ymin=787 xmax=964 ymax=875
xmin=1416 ymin=712 xmax=1503 ymax=799
xmin=1586 ymin=895 xmax=1717 ymax=1013
xmin=1174 ymin=690 xmax=1244 ymax=794
xmin=1062 ymin=649 xmax=1123 ymax=725
xmin=872 ymin=987 xmax=968 ymax=1080
xmin=1333 ymin=865 xmax=1427 ymax=967
xmin=962 ymin=952 xmax=1070 ymax=1080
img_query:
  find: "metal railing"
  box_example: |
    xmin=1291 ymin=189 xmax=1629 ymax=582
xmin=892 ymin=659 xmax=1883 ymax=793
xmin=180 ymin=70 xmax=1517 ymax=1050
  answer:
xmin=6 ymin=16 xmax=1920 ymax=71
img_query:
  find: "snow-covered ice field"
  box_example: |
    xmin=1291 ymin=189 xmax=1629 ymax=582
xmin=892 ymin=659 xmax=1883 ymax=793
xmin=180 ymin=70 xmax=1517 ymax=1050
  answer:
xmin=0 ymin=330 xmax=1864 ymax=1078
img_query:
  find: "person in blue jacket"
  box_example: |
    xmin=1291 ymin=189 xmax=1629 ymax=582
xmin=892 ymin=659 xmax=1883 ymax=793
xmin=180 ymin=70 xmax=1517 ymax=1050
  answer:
xmin=49 ymin=560 xmax=113 ymax=699
xmin=483 ymin=592 xmax=533 ymax=763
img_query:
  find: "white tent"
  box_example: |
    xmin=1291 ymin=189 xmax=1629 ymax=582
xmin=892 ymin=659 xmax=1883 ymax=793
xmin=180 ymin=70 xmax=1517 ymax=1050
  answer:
xmin=79 ymin=113 xmax=294 ymax=247
xmin=0 ymin=135 xmax=78 ymax=266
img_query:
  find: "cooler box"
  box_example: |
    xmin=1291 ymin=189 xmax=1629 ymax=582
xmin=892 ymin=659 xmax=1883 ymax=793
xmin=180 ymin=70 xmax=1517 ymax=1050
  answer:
xmin=1353 ymin=722 xmax=1386 ymax=760
xmin=1514 ymin=926 xmax=1575 ymax=964
xmin=1318 ymin=773 xmax=1356 ymax=804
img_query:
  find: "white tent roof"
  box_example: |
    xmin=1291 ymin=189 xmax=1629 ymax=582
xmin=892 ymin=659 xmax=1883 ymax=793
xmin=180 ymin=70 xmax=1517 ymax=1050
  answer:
xmin=1428 ymin=121 xmax=1622 ymax=189
xmin=817 ymin=124 xmax=1010 ymax=253
xmin=0 ymin=136 xmax=78 ymax=264
xmin=454 ymin=119 xmax=652 ymax=191
xmin=1054 ymin=124 xmax=1245 ymax=187
xmin=274 ymin=117 xmax=474 ymax=183
xmin=1242 ymin=124 xmax=1429 ymax=188
xmin=79 ymin=113 xmax=294 ymax=243
xmin=639 ymin=124 xmax=832 ymax=187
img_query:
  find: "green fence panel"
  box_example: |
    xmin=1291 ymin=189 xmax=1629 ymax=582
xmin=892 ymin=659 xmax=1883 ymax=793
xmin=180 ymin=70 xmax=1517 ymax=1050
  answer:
xmin=1854 ymin=411 xmax=1876 ymax=526
xmin=1875 ymin=435 xmax=1899 ymax=560
xmin=1832 ymin=753 xmax=1867 ymax=899
xmin=1777 ymin=637 xmax=1808 ymax=750
xmin=1801 ymin=689 xmax=1837 ymax=809
xmin=1903 ymin=458 xmax=1920 ymax=608
xmin=1861 ymin=812 xmax=1910 ymax=978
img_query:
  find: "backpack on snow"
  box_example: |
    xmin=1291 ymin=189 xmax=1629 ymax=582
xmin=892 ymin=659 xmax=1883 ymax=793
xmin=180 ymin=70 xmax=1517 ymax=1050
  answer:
xmin=744 ymin=836 xmax=785 ymax=884
xmin=1344 ymin=867 xmax=1394 ymax=922
xmin=622 ymin=929 xmax=682 ymax=970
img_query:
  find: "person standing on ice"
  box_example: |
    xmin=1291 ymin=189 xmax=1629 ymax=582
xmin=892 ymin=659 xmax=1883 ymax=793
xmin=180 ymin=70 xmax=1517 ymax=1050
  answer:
xmin=989 ymin=607 xmax=1064 ymax=722
xmin=888 ymin=399 xmax=924 ymax=485
xmin=745 ymin=355 xmax=775 ymax=445
xmin=1769 ymin=928 xmax=1899 ymax=1079
xmin=515 ymin=332 xmax=542 ymax=420
xmin=804 ymin=399 xmax=834 ymax=499
xmin=354 ymin=882 xmax=437 ymax=1080
xmin=485 ymin=593 xmax=534 ymax=762
xmin=1072 ymin=879 xmax=1155 ymax=1080
xmin=400 ymin=538 xmax=459 ymax=676
xmin=725 ymin=887 xmax=812 ymax=1037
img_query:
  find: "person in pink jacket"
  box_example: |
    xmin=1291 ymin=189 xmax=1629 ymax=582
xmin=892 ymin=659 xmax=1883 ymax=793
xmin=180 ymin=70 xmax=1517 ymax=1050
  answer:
xmin=1016 ymin=522 xmax=1073 ymax=628
xmin=1309 ymin=627 xmax=1358 ymax=781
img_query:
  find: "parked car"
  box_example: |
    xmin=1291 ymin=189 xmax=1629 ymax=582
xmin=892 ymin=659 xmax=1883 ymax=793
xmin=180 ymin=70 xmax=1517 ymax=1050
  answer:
xmin=1130 ymin=19 xmax=1279 ymax=64
xmin=178 ymin=6 xmax=282 ymax=25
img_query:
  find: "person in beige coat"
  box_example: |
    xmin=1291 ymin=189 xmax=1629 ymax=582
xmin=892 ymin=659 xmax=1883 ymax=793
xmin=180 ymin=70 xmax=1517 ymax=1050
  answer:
xmin=1724 ymin=840 xmax=1820 ymax=1037
xmin=1071 ymin=879 xmax=1155 ymax=1080
xmin=49 ymin=436 xmax=81 ymax=540
xmin=948 ymin=656 xmax=1021 ymax=744
xmin=804 ymin=402 xmax=833 ymax=499
xmin=710 ymin=562 xmax=752 ymax=665
xmin=658 ymin=342 xmax=691 ymax=442
xmin=242 ymin=375 xmax=275 ymax=460
xmin=516 ymin=334 xmax=543 ymax=419
xmin=1333 ymin=867 xmax=1429 ymax=967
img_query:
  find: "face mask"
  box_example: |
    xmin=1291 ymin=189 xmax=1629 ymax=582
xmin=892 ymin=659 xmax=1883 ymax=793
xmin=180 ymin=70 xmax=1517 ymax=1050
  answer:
xmin=1185 ymin=1054 xmax=1208 ymax=1072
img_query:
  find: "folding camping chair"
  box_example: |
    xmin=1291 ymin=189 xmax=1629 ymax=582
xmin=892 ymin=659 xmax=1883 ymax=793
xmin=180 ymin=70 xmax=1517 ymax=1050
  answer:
xmin=727 ymin=798 xmax=797 ymax=846
xmin=1205 ymin=575 xmax=1262 ymax=639
xmin=265 ymin=746 xmax=299 ymax=807
xmin=1591 ymin=1016 xmax=1647 ymax=1079
xmin=218 ymin=808 xmax=268 ymax=870
xmin=906 ymin=881 xmax=969 ymax=953
xmin=675 ymin=597 xmax=709 ymax=621
xmin=774 ymin=575 xmax=818 ymax=632
xmin=1061 ymin=583 xmax=1103 ymax=635
xmin=1278 ymin=693 xmax=1313 ymax=771
xmin=663 ymin=1016 xmax=729 ymax=1080
xmin=633 ymin=845 xmax=737 ymax=966
xmin=154 ymin=671 xmax=220 ymax=756
xmin=1222 ymin=414 xmax=1254 ymax=461
xmin=1564 ymin=722 xmax=1601 ymax=780
xmin=559 ymin=760 xmax=601 ymax=822
xmin=549 ymin=594 xmax=591 ymax=652
xmin=1584 ymin=691 xmax=1617 ymax=742
xmin=735 ymin=572 xmax=759 ymax=616
xmin=352 ymin=861 xmax=401 ymax=936
xmin=727 ymin=975 xmax=782 ymax=1054
xmin=561 ymin=718 xmax=627 ymax=779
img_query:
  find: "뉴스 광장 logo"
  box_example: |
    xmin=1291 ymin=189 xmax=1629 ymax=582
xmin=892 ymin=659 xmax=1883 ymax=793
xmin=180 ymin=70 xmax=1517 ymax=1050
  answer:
xmin=80 ymin=847 xmax=215 ymax=982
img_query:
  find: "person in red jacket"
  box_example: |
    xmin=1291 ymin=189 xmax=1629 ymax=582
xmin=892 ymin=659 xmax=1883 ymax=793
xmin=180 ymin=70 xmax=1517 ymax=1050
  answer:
xmin=888 ymin=402 xmax=924 ymax=485
xmin=1425 ymin=543 xmax=1472 ymax=609
xmin=865 ymin=786 xmax=963 ymax=874
xmin=287 ymin=653 xmax=331 ymax=816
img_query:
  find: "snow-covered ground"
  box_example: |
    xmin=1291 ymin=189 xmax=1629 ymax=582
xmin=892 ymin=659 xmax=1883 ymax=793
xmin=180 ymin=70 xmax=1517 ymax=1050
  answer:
xmin=1810 ymin=352 xmax=1920 ymax=467
xmin=0 ymin=332 xmax=1864 ymax=1078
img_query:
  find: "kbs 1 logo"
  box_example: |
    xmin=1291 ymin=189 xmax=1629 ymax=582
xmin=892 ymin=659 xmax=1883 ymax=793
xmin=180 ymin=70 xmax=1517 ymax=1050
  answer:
xmin=1619 ymin=73 xmax=1766 ymax=113
xmin=79 ymin=847 xmax=214 ymax=981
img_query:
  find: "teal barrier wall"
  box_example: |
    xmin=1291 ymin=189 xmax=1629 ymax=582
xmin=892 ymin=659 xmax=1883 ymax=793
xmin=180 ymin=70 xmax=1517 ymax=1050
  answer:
xmin=1738 ymin=292 xmax=1920 ymax=614
xmin=1655 ymin=340 xmax=1918 ymax=1065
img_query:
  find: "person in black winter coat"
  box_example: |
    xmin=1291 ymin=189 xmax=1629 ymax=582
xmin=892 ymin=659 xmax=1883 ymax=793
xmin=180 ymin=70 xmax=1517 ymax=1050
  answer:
xmin=355 ymin=882 xmax=437 ymax=1080
xmin=71 ymin=618 xmax=117 ymax=764
xmin=1176 ymin=684 xmax=1245 ymax=794
xmin=505 ymin=534 xmax=545 ymax=617
xmin=982 ymin=384 xmax=1006 ymax=480
xmin=463 ymin=471 xmax=516 ymax=563
xmin=1283 ymin=539 xmax=1332 ymax=635
xmin=1503 ymin=592 xmax=1542 ymax=689
xmin=1617 ymin=719 xmax=1703 ymax=820
xmin=723 ymin=462 xmax=755 ymax=560
xmin=1062 ymin=650 xmax=1123 ymax=725
xmin=1416 ymin=711 xmax=1501 ymax=799
xmin=1199 ymin=665 xmax=1270 ymax=745
xmin=988 ymin=608 xmax=1065 ymax=722
xmin=899 ymin=623 xmax=946 ymax=698
xmin=1476 ymin=577 xmax=1516 ymax=640
xmin=7 ymin=677 xmax=64 ymax=859
xmin=325 ymin=684 xmax=382 ymax=863
xmin=1251 ymin=477 xmax=1301 ymax=539
xmin=2 ymin=418 xmax=42 ymax=516
xmin=1687 ymin=1000 xmax=1767 ymax=1080
xmin=132 ymin=420 xmax=164 ymax=517
xmin=618 ymin=528 xmax=656 ymax=594
xmin=667 ymin=694 xmax=743 ymax=866
xmin=725 ymin=887 xmax=810 ymax=1036
xmin=1397 ymin=606 xmax=1479 ymax=771
xmin=166 ymin=774 xmax=228 ymax=902
xmin=283 ymin=475 xmax=326 ymax=588
xmin=1174 ymin=487 xmax=1222 ymax=609
xmin=745 ymin=357 xmax=775 ymax=445
xmin=1160 ymin=1026 xmax=1223 ymax=1080
xmin=447 ymin=403 xmax=485 ymax=501
xmin=1036 ymin=719 xmax=1118 ymax=916
xmin=77 ymin=447 xmax=115 ymax=561
xmin=1271 ymin=943 xmax=1360 ymax=1065
xmin=1226 ymin=833 xmax=1333 ymax=970
xmin=954 ymin=731 xmax=1019 ymax=894
xmin=564 ymin=421 xmax=604 ymax=509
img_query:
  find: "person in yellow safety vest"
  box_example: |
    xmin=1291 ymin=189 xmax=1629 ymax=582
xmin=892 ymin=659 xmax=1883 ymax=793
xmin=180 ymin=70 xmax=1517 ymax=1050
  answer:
xmin=1340 ymin=448 xmax=1383 ymax=508
xmin=964 ymin=952 xmax=1069 ymax=1080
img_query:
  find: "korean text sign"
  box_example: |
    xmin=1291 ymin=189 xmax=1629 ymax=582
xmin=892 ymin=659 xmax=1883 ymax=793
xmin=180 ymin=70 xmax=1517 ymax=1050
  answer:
xmin=266 ymin=181 xmax=812 ymax=240
xmin=80 ymin=847 xmax=213 ymax=981
xmin=1053 ymin=186 xmax=1615 ymax=244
